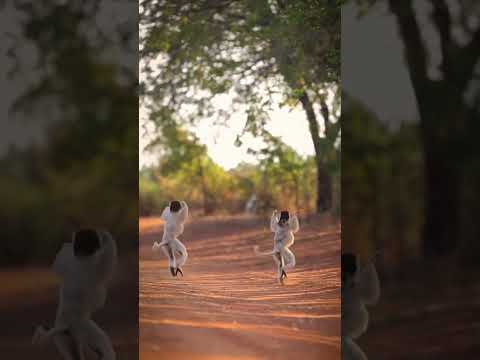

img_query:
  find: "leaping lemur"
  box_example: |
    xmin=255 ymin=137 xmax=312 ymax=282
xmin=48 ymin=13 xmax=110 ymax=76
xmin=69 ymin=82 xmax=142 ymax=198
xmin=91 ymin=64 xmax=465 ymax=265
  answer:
xmin=255 ymin=210 xmax=299 ymax=282
xmin=153 ymin=200 xmax=189 ymax=277
xmin=32 ymin=228 xmax=117 ymax=360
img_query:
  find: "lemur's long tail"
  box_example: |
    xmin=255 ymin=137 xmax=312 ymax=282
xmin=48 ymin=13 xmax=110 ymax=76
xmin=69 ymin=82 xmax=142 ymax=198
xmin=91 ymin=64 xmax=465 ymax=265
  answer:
xmin=253 ymin=246 xmax=276 ymax=256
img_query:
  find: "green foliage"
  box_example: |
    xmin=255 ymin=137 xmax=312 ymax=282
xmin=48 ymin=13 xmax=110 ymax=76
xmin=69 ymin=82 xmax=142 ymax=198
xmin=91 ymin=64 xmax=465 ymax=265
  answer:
xmin=1 ymin=1 xmax=137 ymax=265
xmin=255 ymin=133 xmax=318 ymax=213
xmin=141 ymin=0 xmax=340 ymax=118
xmin=140 ymin=0 xmax=341 ymax=212
xmin=139 ymin=126 xmax=322 ymax=216
xmin=342 ymin=95 xmax=424 ymax=268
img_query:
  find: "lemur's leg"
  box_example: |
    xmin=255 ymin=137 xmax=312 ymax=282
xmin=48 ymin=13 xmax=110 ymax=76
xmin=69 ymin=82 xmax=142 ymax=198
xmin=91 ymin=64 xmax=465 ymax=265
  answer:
xmin=278 ymin=250 xmax=289 ymax=281
xmin=341 ymin=337 xmax=367 ymax=360
xmin=33 ymin=324 xmax=68 ymax=345
xmin=84 ymin=320 xmax=116 ymax=360
xmin=273 ymin=252 xmax=284 ymax=280
xmin=172 ymin=239 xmax=188 ymax=276
xmin=161 ymin=244 xmax=177 ymax=276
xmin=282 ymin=248 xmax=296 ymax=270
xmin=53 ymin=330 xmax=84 ymax=360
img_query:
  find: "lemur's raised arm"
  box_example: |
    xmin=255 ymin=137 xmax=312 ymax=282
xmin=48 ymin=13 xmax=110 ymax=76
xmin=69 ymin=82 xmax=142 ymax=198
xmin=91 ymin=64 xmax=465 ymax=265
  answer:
xmin=161 ymin=201 xmax=189 ymax=223
xmin=270 ymin=210 xmax=279 ymax=232
xmin=356 ymin=261 xmax=380 ymax=305
xmin=94 ymin=230 xmax=118 ymax=286
xmin=52 ymin=242 xmax=72 ymax=277
xmin=288 ymin=215 xmax=300 ymax=233
xmin=161 ymin=206 xmax=170 ymax=221
xmin=178 ymin=201 xmax=189 ymax=224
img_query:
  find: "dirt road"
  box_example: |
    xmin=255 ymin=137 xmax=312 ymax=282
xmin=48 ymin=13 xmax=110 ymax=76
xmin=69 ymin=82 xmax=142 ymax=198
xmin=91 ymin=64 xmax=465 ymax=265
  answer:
xmin=140 ymin=214 xmax=341 ymax=360
xmin=358 ymin=261 xmax=480 ymax=360
xmin=0 ymin=255 xmax=139 ymax=360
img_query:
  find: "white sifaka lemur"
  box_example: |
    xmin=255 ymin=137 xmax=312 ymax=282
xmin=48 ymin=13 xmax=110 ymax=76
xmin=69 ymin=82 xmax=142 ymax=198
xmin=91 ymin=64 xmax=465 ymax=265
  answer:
xmin=152 ymin=200 xmax=189 ymax=277
xmin=32 ymin=228 xmax=117 ymax=360
xmin=254 ymin=210 xmax=299 ymax=282
xmin=341 ymin=252 xmax=380 ymax=360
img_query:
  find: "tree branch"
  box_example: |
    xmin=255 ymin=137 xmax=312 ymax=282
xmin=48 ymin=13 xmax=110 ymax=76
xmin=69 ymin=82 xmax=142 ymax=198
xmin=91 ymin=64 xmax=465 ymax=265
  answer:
xmin=299 ymin=91 xmax=322 ymax=160
xmin=458 ymin=26 xmax=480 ymax=88
xmin=388 ymin=0 xmax=430 ymax=90
xmin=429 ymin=0 xmax=453 ymax=76
xmin=320 ymin=97 xmax=330 ymax=128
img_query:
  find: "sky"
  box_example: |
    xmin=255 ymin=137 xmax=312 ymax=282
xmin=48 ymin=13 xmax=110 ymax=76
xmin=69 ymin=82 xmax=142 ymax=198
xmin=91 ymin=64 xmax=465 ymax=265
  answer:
xmin=139 ymin=93 xmax=317 ymax=170
xmin=342 ymin=2 xmax=419 ymax=125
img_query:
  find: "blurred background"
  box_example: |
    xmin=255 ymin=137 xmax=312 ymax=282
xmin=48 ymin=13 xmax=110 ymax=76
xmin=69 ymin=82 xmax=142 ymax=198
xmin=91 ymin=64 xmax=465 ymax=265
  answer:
xmin=343 ymin=1 xmax=480 ymax=359
xmin=0 ymin=1 xmax=138 ymax=358
xmin=139 ymin=0 xmax=341 ymax=219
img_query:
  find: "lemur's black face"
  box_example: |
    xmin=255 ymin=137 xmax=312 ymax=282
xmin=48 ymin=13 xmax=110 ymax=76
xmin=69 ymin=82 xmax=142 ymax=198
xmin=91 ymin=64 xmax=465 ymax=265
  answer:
xmin=170 ymin=200 xmax=181 ymax=213
xmin=73 ymin=229 xmax=101 ymax=258
xmin=278 ymin=210 xmax=290 ymax=226
xmin=341 ymin=253 xmax=357 ymax=284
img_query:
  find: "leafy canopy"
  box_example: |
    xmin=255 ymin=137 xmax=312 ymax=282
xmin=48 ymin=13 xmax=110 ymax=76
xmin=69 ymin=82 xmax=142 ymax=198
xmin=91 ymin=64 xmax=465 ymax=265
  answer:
xmin=140 ymin=0 xmax=341 ymax=144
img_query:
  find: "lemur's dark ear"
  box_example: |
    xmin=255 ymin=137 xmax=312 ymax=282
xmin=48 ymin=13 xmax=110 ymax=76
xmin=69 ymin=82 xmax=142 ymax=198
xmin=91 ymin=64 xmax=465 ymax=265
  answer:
xmin=342 ymin=253 xmax=357 ymax=275
xmin=280 ymin=211 xmax=290 ymax=221
xmin=170 ymin=200 xmax=181 ymax=212
xmin=73 ymin=228 xmax=101 ymax=257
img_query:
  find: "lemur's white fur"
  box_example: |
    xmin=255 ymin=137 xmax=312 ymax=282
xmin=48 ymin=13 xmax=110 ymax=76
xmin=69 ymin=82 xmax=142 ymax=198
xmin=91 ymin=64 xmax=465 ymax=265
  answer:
xmin=32 ymin=230 xmax=117 ymax=360
xmin=342 ymin=260 xmax=380 ymax=360
xmin=152 ymin=201 xmax=189 ymax=273
xmin=254 ymin=210 xmax=299 ymax=280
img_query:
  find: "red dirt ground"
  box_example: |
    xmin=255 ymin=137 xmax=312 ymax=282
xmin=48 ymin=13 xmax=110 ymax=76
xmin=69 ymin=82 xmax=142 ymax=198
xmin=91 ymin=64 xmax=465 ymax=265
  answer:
xmin=139 ymin=214 xmax=341 ymax=360
xmin=0 ymin=255 xmax=139 ymax=360
xmin=358 ymin=259 xmax=480 ymax=360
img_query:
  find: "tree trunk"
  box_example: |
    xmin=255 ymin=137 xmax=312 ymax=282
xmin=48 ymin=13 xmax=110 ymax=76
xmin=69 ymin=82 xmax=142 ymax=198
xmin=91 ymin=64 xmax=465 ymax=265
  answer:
xmin=417 ymin=91 xmax=463 ymax=257
xmin=389 ymin=0 xmax=480 ymax=259
xmin=458 ymin=168 xmax=480 ymax=266
xmin=294 ymin=176 xmax=300 ymax=214
xmin=316 ymin=161 xmax=332 ymax=212
xmin=198 ymin=161 xmax=211 ymax=215
xmin=456 ymin=102 xmax=480 ymax=266
xmin=421 ymin=151 xmax=460 ymax=256
xmin=299 ymin=91 xmax=333 ymax=213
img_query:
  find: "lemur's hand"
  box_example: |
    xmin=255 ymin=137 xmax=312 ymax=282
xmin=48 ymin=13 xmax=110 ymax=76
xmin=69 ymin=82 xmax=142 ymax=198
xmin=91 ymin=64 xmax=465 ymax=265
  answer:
xmin=32 ymin=326 xmax=48 ymax=345
xmin=366 ymin=250 xmax=381 ymax=265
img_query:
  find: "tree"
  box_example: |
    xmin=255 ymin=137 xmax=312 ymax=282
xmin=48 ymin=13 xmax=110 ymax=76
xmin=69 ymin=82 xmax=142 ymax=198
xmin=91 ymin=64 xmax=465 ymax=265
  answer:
xmin=253 ymin=132 xmax=321 ymax=213
xmin=148 ymin=123 xmax=233 ymax=214
xmin=357 ymin=0 xmax=480 ymax=259
xmin=2 ymin=1 xmax=138 ymax=261
xmin=342 ymin=94 xmax=424 ymax=267
xmin=140 ymin=0 xmax=341 ymax=213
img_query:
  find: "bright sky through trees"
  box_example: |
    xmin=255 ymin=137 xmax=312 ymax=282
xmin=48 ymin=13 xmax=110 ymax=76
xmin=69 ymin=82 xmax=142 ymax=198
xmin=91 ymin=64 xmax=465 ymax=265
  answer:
xmin=139 ymin=96 xmax=315 ymax=170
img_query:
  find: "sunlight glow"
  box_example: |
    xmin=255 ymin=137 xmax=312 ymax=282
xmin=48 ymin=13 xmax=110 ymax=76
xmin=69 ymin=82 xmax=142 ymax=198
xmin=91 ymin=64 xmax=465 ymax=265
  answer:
xmin=139 ymin=99 xmax=316 ymax=170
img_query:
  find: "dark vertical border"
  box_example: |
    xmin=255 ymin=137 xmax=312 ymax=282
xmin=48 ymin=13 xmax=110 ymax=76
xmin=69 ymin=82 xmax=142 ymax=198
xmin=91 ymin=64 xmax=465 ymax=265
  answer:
xmin=0 ymin=1 xmax=139 ymax=358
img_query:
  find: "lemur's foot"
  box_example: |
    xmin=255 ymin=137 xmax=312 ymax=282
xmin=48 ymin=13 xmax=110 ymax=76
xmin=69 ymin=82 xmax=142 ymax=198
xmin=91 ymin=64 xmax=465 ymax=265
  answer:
xmin=176 ymin=267 xmax=184 ymax=277
xmin=169 ymin=267 xmax=177 ymax=276
xmin=281 ymin=270 xmax=287 ymax=280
